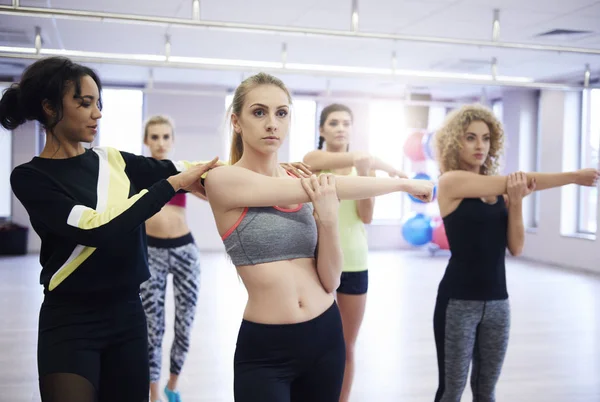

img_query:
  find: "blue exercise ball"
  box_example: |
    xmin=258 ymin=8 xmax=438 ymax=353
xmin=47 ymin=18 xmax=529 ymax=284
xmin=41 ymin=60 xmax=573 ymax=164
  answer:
xmin=408 ymin=172 xmax=437 ymax=203
xmin=402 ymin=212 xmax=433 ymax=246
xmin=422 ymin=131 xmax=436 ymax=160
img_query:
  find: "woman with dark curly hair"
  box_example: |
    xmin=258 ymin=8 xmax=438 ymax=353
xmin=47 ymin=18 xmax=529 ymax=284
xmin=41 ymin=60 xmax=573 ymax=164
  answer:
xmin=432 ymin=104 xmax=599 ymax=402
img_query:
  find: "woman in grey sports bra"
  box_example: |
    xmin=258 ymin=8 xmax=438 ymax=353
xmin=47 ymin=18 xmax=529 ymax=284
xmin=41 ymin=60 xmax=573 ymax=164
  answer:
xmin=203 ymin=72 xmax=435 ymax=402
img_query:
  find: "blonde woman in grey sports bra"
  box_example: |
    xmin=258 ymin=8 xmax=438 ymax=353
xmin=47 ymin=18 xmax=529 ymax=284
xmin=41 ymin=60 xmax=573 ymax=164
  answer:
xmin=203 ymin=72 xmax=434 ymax=402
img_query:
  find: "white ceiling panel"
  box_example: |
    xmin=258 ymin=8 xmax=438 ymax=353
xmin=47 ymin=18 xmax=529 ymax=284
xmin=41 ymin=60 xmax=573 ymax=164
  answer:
xmin=459 ymin=0 xmax=600 ymax=14
xmin=19 ymin=0 xmax=183 ymax=18
xmin=180 ymin=0 xmax=325 ymax=27
xmin=343 ymin=2 xmax=445 ymax=34
xmin=577 ymin=2 xmax=600 ymax=17
xmin=397 ymin=5 xmax=560 ymax=42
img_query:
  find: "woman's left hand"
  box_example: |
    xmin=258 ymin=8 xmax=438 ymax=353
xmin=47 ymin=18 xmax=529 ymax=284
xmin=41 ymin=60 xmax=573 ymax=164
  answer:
xmin=507 ymin=171 xmax=535 ymax=202
xmin=301 ymin=174 xmax=339 ymax=226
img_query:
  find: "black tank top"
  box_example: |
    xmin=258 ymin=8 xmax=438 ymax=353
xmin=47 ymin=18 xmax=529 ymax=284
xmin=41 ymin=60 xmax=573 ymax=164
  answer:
xmin=438 ymin=196 xmax=509 ymax=300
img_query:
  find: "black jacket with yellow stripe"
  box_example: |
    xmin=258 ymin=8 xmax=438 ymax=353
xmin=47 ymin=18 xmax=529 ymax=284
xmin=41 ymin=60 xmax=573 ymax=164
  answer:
xmin=10 ymin=147 xmax=196 ymax=295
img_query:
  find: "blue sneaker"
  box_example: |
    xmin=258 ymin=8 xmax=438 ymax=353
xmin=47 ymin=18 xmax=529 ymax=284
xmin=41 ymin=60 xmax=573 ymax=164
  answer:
xmin=164 ymin=385 xmax=182 ymax=402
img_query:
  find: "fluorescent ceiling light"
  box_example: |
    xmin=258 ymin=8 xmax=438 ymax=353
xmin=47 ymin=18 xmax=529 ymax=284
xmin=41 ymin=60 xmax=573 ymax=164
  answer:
xmin=42 ymin=49 xmax=166 ymax=62
xmin=0 ymin=46 xmax=36 ymax=54
xmin=168 ymin=56 xmax=282 ymax=69
xmin=0 ymin=45 xmax=541 ymax=85
xmin=286 ymin=62 xmax=533 ymax=82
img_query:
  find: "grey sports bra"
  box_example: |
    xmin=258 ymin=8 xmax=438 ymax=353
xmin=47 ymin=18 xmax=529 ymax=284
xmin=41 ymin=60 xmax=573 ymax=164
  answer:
xmin=221 ymin=203 xmax=318 ymax=266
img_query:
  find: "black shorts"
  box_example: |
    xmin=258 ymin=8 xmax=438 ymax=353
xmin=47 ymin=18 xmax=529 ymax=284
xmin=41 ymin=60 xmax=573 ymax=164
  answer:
xmin=37 ymin=287 xmax=149 ymax=401
xmin=336 ymin=270 xmax=368 ymax=295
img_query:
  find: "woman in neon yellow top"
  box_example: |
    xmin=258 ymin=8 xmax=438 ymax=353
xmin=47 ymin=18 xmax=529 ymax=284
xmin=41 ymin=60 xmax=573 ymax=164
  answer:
xmin=303 ymin=104 xmax=406 ymax=402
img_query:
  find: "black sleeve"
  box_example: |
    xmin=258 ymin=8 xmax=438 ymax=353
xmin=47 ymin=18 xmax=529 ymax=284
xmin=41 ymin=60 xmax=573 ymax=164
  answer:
xmin=119 ymin=151 xmax=181 ymax=191
xmin=10 ymin=166 xmax=176 ymax=248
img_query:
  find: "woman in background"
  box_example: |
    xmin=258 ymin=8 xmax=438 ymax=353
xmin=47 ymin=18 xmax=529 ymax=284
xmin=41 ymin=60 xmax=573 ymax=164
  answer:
xmin=140 ymin=115 xmax=204 ymax=402
xmin=303 ymin=103 xmax=407 ymax=402
xmin=433 ymin=103 xmax=599 ymax=402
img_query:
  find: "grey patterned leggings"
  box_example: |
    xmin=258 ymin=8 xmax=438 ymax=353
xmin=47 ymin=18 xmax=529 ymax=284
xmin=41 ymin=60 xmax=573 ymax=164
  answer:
xmin=433 ymin=297 xmax=510 ymax=402
xmin=140 ymin=233 xmax=201 ymax=383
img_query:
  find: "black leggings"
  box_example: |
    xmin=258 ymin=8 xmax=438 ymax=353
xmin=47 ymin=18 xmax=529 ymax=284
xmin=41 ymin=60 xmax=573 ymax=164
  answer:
xmin=234 ymin=301 xmax=346 ymax=402
xmin=37 ymin=288 xmax=149 ymax=402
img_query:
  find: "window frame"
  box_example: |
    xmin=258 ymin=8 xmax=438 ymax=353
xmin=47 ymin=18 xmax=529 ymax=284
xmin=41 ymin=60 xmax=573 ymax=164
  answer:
xmin=577 ymin=88 xmax=599 ymax=235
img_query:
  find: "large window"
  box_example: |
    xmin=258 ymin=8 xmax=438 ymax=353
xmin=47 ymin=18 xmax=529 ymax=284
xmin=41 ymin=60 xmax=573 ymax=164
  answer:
xmin=578 ymin=88 xmax=599 ymax=234
xmin=0 ymin=84 xmax=11 ymax=218
xmin=533 ymin=92 xmax=542 ymax=228
xmin=97 ymin=88 xmax=144 ymax=155
xmin=288 ymin=100 xmax=317 ymax=163
xmin=369 ymin=101 xmax=406 ymax=221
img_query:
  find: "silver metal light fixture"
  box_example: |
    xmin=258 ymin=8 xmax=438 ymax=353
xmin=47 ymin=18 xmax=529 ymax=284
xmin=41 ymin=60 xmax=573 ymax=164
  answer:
xmin=584 ymin=63 xmax=591 ymax=88
xmin=351 ymin=0 xmax=359 ymax=32
xmin=281 ymin=42 xmax=287 ymax=68
xmin=34 ymin=26 xmax=41 ymax=54
xmin=192 ymin=0 xmax=200 ymax=20
xmin=164 ymin=34 xmax=171 ymax=61
xmin=492 ymin=9 xmax=500 ymax=42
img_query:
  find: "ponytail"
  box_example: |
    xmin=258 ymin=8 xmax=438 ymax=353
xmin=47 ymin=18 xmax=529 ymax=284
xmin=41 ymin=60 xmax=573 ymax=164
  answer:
xmin=317 ymin=136 xmax=325 ymax=150
xmin=229 ymin=130 xmax=244 ymax=165
xmin=0 ymin=85 xmax=26 ymax=130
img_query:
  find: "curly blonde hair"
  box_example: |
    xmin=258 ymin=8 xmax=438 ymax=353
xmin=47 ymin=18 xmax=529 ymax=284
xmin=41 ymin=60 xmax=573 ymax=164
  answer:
xmin=435 ymin=103 xmax=504 ymax=176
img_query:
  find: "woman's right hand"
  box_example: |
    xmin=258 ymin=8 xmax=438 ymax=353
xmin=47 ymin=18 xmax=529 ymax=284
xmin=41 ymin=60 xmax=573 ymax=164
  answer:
xmin=404 ymin=179 xmax=435 ymax=203
xmin=167 ymin=157 xmax=221 ymax=195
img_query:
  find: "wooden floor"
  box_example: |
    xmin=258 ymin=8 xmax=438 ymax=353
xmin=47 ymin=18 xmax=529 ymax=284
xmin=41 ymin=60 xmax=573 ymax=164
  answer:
xmin=1 ymin=250 xmax=600 ymax=402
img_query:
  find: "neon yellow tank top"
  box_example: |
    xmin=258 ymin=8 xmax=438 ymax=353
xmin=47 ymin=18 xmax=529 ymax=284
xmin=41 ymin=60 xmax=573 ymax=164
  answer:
xmin=320 ymin=167 xmax=369 ymax=272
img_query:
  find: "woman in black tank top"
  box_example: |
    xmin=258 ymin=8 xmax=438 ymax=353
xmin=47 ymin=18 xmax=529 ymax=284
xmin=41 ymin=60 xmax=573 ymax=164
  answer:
xmin=432 ymin=104 xmax=599 ymax=402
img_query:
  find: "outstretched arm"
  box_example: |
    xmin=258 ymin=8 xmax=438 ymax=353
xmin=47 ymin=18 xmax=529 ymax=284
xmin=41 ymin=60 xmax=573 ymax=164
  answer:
xmin=303 ymin=150 xmax=357 ymax=171
xmin=122 ymin=149 xmax=311 ymax=192
xmin=204 ymin=166 xmax=432 ymax=211
xmin=356 ymin=169 xmax=376 ymax=224
xmin=526 ymin=172 xmax=577 ymax=191
xmin=438 ymin=168 xmax=599 ymax=200
xmin=303 ymin=150 xmax=405 ymax=177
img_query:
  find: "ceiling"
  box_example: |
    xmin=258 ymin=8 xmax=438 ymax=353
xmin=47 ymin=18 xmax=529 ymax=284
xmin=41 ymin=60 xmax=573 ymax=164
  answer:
xmin=0 ymin=0 xmax=599 ymax=100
